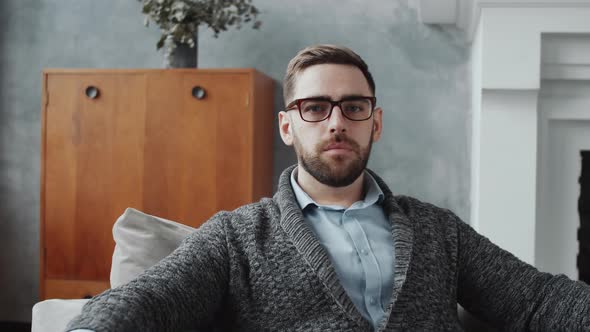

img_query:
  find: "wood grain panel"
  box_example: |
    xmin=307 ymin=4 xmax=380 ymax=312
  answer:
xmin=109 ymin=74 xmax=147 ymax=217
xmin=41 ymin=69 xmax=275 ymax=300
xmin=44 ymin=75 xmax=79 ymax=279
xmin=142 ymin=72 xmax=219 ymax=227
xmin=205 ymin=73 xmax=252 ymax=214
xmin=44 ymin=279 xmax=110 ymax=299
xmin=142 ymin=71 xmax=253 ymax=227
xmin=252 ymin=72 xmax=275 ymax=200
xmin=43 ymin=68 xmax=258 ymax=75
xmin=43 ymin=73 xmax=146 ymax=280
xmin=73 ymin=74 xmax=118 ymax=279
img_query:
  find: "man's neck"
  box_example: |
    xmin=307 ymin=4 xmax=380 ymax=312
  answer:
xmin=296 ymin=165 xmax=365 ymax=208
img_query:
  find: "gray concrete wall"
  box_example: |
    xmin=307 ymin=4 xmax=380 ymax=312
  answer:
xmin=198 ymin=0 xmax=470 ymax=216
xmin=0 ymin=0 xmax=470 ymax=322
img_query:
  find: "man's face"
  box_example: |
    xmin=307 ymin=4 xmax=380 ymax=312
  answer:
xmin=279 ymin=64 xmax=383 ymax=187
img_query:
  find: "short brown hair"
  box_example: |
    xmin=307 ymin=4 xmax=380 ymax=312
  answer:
xmin=282 ymin=44 xmax=376 ymax=104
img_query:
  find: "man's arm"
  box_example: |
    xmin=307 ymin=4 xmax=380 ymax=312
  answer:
xmin=455 ymin=215 xmax=590 ymax=330
xmin=66 ymin=212 xmax=230 ymax=332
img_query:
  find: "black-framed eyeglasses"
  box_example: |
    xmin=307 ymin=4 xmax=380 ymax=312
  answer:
xmin=285 ymin=96 xmax=377 ymax=122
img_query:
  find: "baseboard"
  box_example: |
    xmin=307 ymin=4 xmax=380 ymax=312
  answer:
xmin=0 ymin=321 xmax=32 ymax=332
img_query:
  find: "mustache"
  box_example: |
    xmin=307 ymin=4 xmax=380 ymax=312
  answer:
xmin=322 ymin=133 xmax=360 ymax=150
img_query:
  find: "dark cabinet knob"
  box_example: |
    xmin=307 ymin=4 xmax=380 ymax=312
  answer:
xmin=192 ymin=86 xmax=206 ymax=100
xmin=85 ymin=86 xmax=100 ymax=99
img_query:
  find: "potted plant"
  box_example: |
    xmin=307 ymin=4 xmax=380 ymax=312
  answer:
xmin=139 ymin=0 xmax=262 ymax=68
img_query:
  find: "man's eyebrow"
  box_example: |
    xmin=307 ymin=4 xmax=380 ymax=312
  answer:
xmin=304 ymin=94 xmax=368 ymax=100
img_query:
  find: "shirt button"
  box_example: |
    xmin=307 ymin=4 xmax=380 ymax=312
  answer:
xmin=369 ymin=297 xmax=376 ymax=305
xmin=360 ymin=249 xmax=368 ymax=256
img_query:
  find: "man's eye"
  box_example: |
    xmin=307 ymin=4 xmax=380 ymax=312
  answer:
xmin=344 ymin=103 xmax=368 ymax=113
xmin=304 ymin=104 xmax=327 ymax=112
xmin=345 ymin=105 xmax=362 ymax=113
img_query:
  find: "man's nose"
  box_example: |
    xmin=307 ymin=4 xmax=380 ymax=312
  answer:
xmin=328 ymin=105 xmax=347 ymax=133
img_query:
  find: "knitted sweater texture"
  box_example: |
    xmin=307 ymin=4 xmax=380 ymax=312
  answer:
xmin=67 ymin=166 xmax=590 ymax=331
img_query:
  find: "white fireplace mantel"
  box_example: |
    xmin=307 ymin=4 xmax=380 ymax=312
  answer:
xmin=418 ymin=0 xmax=590 ymax=266
xmin=419 ymin=0 xmax=590 ymax=42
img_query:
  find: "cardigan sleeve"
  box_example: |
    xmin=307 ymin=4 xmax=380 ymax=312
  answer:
xmin=65 ymin=212 xmax=231 ymax=332
xmin=455 ymin=215 xmax=590 ymax=331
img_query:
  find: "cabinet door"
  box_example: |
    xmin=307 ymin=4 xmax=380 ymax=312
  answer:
xmin=43 ymin=73 xmax=147 ymax=281
xmin=142 ymin=72 xmax=252 ymax=227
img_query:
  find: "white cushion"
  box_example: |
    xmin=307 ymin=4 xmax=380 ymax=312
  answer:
xmin=110 ymin=208 xmax=195 ymax=288
xmin=32 ymin=299 xmax=88 ymax=332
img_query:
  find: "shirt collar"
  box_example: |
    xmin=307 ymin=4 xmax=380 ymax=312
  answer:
xmin=290 ymin=167 xmax=384 ymax=211
xmin=290 ymin=168 xmax=317 ymax=210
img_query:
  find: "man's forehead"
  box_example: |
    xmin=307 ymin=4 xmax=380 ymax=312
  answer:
xmin=292 ymin=64 xmax=372 ymax=99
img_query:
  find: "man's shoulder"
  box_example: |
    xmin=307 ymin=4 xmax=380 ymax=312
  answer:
xmin=209 ymin=197 xmax=279 ymax=228
xmin=390 ymin=194 xmax=445 ymax=213
xmin=367 ymin=169 xmax=458 ymax=219
xmin=389 ymin=194 xmax=460 ymax=224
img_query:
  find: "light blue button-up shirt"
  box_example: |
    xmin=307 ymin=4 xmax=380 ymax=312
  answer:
xmin=290 ymin=168 xmax=395 ymax=329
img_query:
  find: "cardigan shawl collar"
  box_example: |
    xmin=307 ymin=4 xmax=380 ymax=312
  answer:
xmin=273 ymin=165 xmax=415 ymax=330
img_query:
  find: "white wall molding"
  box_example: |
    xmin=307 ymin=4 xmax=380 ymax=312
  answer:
xmin=477 ymin=89 xmax=540 ymax=264
xmin=418 ymin=0 xmax=590 ymax=264
xmin=540 ymin=81 xmax=590 ymax=120
xmin=465 ymin=4 xmax=590 ymax=264
xmin=536 ymin=80 xmax=590 ymax=278
xmin=419 ymin=0 xmax=590 ymax=41
xmin=541 ymin=64 xmax=590 ymax=81
xmin=541 ymin=34 xmax=590 ymax=81
xmin=404 ymin=0 xmax=590 ymax=268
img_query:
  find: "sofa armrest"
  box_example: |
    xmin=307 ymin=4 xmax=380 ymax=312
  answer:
xmin=32 ymin=299 xmax=89 ymax=332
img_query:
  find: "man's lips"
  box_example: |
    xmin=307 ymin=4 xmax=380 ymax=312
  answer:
xmin=323 ymin=142 xmax=353 ymax=151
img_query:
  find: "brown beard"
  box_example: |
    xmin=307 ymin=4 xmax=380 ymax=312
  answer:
xmin=293 ymin=129 xmax=373 ymax=188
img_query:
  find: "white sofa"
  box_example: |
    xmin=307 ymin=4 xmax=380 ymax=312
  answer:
xmin=32 ymin=299 xmax=89 ymax=332
xmin=32 ymin=208 xmax=495 ymax=331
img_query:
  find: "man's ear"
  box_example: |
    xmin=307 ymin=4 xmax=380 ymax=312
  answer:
xmin=372 ymin=107 xmax=383 ymax=142
xmin=278 ymin=111 xmax=294 ymax=146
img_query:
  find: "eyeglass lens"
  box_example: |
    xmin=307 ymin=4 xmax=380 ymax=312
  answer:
xmin=300 ymin=98 xmax=373 ymax=121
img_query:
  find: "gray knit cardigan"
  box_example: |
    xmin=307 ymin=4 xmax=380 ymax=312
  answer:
xmin=67 ymin=166 xmax=590 ymax=331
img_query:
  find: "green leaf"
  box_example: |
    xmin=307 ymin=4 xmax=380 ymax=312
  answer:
xmin=138 ymin=0 xmax=263 ymax=48
xmin=156 ymin=35 xmax=166 ymax=50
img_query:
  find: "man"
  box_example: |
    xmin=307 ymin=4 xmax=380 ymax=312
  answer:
xmin=67 ymin=45 xmax=590 ymax=331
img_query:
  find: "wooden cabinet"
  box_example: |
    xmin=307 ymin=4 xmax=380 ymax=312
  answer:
xmin=40 ymin=69 xmax=274 ymax=300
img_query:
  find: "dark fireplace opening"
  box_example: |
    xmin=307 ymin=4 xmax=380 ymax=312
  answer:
xmin=578 ymin=150 xmax=590 ymax=284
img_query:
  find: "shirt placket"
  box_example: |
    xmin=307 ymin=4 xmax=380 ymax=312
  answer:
xmin=342 ymin=210 xmax=385 ymax=324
